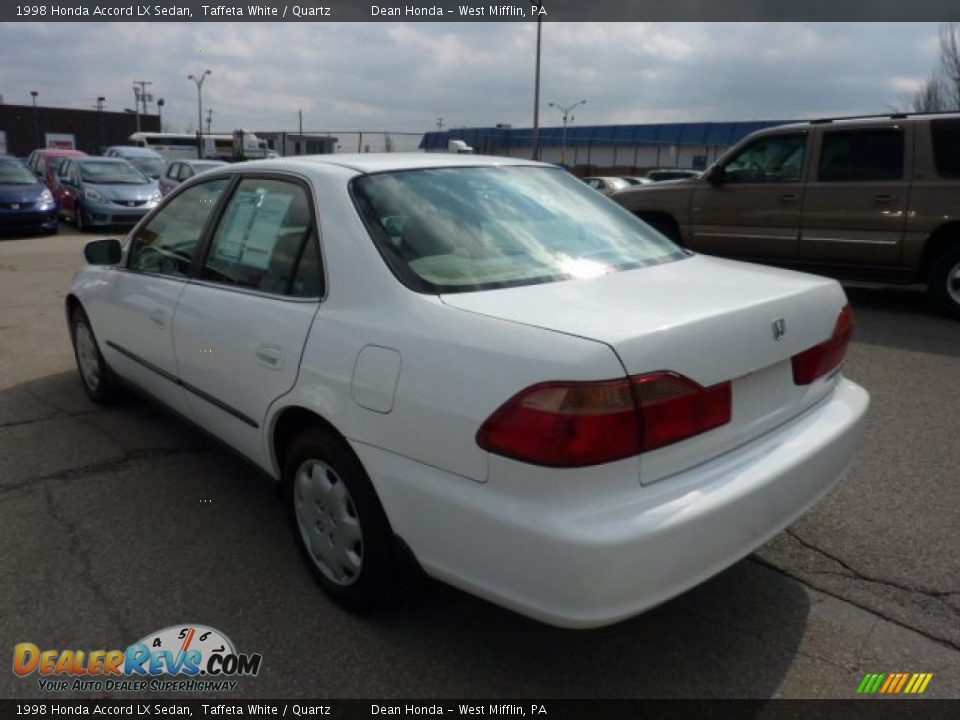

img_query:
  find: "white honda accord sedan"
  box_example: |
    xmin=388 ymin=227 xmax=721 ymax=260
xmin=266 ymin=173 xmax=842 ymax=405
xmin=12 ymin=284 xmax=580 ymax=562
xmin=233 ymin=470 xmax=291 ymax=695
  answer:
xmin=66 ymin=154 xmax=869 ymax=628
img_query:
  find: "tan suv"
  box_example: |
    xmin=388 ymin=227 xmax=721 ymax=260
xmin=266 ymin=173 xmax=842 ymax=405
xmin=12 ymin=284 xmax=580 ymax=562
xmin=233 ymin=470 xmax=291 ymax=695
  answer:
xmin=613 ymin=113 xmax=960 ymax=317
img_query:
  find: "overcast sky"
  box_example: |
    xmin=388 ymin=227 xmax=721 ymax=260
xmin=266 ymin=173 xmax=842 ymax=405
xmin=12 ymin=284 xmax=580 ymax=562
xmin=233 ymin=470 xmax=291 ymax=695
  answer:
xmin=0 ymin=22 xmax=943 ymax=134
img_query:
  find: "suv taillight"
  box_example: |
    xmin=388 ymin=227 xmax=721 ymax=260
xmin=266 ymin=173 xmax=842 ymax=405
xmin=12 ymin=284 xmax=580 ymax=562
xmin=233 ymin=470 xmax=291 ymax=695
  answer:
xmin=791 ymin=305 xmax=853 ymax=385
xmin=476 ymin=372 xmax=732 ymax=467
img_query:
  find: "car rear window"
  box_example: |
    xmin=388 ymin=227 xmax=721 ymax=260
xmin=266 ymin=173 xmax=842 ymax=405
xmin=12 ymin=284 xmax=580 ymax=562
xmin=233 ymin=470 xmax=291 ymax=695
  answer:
xmin=351 ymin=166 xmax=686 ymax=293
xmin=931 ymin=118 xmax=960 ymax=178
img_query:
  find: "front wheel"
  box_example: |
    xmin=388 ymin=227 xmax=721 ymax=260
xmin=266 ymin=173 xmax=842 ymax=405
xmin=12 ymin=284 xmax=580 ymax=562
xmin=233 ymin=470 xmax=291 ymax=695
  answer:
xmin=928 ymin=244 xmax=960 ymax=319
xmin=284 ymin=427 xmax=400 ymax=613
xmin=70 ymin=307 xmax=121 ymax=405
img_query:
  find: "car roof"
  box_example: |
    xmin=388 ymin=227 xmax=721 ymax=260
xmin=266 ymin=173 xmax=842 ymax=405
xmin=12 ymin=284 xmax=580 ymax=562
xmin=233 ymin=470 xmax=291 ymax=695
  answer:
xmin=106 ymin=146 xmax=163 ymax=157
xmin=35 ymin=148 xmax=86 ymax=158
xmin=753 ymin=111 xmax=960 ymax=135
xmin=234 ymin=153 xmax=548 ymax=175
xmin=76 ymin=156 xmax=132 ymax=164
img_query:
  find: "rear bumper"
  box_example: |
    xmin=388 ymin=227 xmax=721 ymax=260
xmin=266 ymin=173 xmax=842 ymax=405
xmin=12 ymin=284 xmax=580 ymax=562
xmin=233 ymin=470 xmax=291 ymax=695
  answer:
xmin=354 ymin=377 xmax=869 ymax=628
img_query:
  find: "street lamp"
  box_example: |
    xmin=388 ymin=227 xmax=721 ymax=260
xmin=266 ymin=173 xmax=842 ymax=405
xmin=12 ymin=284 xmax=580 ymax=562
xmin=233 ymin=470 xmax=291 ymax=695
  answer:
xmin=531 ymin=10 xmax=542 ymax=160
xmin=30 ymin=91 xmax=40 ymax=147
xmin=96 ymin=96 xmax=105 ymax=152
xmin=548 ymin=99 xmax=586 ymax=167
xmin=187 ymin=70 xmax=211 ymax=158
xmin=157 ymin=98 xmax=165 ymax=131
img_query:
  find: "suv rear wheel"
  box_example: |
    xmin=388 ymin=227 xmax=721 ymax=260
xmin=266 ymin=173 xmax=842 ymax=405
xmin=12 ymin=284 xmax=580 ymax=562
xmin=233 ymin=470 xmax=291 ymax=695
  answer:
xmin=928 ymin=244 xmax=960 ymax=319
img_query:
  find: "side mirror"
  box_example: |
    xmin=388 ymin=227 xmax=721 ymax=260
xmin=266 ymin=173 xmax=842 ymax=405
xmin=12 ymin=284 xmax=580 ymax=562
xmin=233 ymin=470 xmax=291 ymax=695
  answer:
xmin=705 ymin=165 xmax=725 ymax=186
xmin=84 ymin=238 xmax=122 ymax=266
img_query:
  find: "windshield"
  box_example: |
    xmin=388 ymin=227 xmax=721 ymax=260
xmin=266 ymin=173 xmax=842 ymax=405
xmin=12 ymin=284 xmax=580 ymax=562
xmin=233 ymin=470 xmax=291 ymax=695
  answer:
xmin=79 ymin=161 xmax=150 ymax=185
xmin=352 ymin=166 xmax=685 ymax=293
xmin=0 ymin=159 xmax=40 ymax=185
xmin=128 ymin=157 xmax=165 ymax=178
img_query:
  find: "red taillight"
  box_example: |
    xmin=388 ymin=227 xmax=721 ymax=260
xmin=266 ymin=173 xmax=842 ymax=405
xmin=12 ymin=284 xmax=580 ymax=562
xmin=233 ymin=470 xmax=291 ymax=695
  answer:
xmin=632 ymin=372 xmax=732 ymax=452
xmin=476 ymin=379 xmax=641 ymax=468
xmin=791 ymin=305 xmax=853 ymax=385
xmin=476 ymin=372 xmax=732 ymax=467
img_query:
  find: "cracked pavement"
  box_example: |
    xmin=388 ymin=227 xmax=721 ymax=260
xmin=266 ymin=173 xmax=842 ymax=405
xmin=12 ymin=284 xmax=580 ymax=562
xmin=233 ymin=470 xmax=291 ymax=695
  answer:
xmin=1 ymin=233 xmax=959 ymax=698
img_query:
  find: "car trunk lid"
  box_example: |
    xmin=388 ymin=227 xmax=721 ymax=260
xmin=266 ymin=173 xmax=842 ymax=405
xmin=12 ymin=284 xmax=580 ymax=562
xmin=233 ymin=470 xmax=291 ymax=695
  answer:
xmin=441 ymin=254 xmax=849 ymax=484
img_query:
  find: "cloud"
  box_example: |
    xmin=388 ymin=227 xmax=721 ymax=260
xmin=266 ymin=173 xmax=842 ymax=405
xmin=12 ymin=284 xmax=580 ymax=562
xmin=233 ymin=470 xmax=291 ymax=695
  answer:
xmin=0 ymin=22 xmax=942 ymax=136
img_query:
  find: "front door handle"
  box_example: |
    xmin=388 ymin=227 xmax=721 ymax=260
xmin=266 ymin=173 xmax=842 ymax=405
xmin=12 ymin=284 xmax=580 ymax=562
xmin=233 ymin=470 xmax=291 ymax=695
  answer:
xmin=150 ymin=309 xmax=167 ymax=328
xmin=874 ymin=194 xmax=895 ymax=205
xmin=256 ymin=344 xmax=285 ymax=370
xmin=779 ymin=193 xmax=799 ymax=204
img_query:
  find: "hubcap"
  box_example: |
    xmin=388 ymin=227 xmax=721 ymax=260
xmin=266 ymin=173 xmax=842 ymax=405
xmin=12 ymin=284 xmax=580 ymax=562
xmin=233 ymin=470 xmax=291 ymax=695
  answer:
xmin=947 ymin=261 xmax=960 ymax=306
xmin=294 ymin=459 xmax=363 ymax=586
xmin=74 ymin=322 xmax=100 ymax=391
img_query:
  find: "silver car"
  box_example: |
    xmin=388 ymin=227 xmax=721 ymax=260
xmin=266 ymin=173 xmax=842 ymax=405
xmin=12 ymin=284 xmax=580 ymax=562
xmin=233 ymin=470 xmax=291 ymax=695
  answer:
xmin=57 ymin=157 xmax=160 ymax=231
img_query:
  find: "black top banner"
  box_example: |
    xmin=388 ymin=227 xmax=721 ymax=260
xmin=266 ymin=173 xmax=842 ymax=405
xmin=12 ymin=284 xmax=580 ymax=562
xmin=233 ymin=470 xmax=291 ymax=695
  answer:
xmin=4 ymin=0 xmax=960 ymax=22
xmin=1 ymin=699 xmax=959 ymax=719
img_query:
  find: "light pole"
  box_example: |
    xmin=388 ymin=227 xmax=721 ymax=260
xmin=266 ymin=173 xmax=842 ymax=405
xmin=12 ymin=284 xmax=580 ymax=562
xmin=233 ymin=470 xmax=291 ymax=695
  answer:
xmin=531 ymin=11 xmax=542 ymax=160
xmin=156 ymin=98 xmax=165 ymax=131
xmin=548 ymin=99 xmax=585 ymax=167
xmin=131 ymin=86 xmax=141 ymax=133
xmin=30 ymin=91 xmax=40 ymax=147
xmin=96 ymin=96 xmax=105 ymax=151
xmin=187 ymin=70 xmax=211 ymax=158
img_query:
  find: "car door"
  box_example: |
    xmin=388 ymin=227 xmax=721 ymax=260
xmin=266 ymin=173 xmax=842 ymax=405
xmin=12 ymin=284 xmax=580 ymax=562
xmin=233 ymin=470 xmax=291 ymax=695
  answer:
xmin=159 ymin=163 xmax=179 ymax=197
xmin=91 ymin=177 xmax=232 ymax=417
xmin=171 ymin=174 xmax=322 ymax=463
xmin=688 ymin=132 xmax=810 ymax=259
xmin=799 ymin=124 xmax=910 ymax=266
xmin=56 ymin=160 xmax=78 ymax=219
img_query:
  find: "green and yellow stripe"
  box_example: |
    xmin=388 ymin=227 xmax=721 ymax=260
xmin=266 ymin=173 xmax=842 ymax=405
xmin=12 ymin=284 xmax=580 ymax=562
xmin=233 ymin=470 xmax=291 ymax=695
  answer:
xmin=857 ymin=672 xmax=933 ymax=695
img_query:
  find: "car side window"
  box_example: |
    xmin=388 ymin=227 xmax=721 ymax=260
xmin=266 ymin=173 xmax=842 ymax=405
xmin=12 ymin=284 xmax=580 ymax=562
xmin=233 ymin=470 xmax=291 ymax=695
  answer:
xmin=931 ymin=119 xmax=960 ymax=178
xmin=179 ymin=165 xmax=194 ymax=181
xmin=723 ymin=134 xmax=806 ymax=183
xmin=200 ymin=177 xmax=318 ymax=297
xmin=128 ymin=178 xmax=230 ymax=278
xmin=165 ymin=163 xmax=179 ymax=180
xmin=818 ymin=129 xmax=904 ymax=182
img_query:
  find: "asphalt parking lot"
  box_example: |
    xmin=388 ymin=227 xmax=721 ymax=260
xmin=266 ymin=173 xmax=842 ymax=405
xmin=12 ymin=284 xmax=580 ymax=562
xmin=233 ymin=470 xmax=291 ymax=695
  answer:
xmin=1 ymin=229 xmax=959 ymax=699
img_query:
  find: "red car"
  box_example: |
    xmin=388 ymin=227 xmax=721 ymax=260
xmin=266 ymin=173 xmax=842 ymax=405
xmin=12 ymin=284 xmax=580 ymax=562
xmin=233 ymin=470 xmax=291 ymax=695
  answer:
xmin=26 ymin=148 xmax=88 ymax=197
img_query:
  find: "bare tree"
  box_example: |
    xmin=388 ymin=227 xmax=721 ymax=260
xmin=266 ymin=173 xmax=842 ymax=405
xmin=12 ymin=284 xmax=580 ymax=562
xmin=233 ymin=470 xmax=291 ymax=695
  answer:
xmin=939 ymin=22 xmax=960 ymax=108
xmin=900 ymin=23 xmax=960 ymax=112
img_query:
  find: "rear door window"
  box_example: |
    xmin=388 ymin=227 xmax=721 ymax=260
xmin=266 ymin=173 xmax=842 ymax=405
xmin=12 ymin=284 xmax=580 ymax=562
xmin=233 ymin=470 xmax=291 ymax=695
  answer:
xmin=200 ymin=177 xmax=319 ymax=297
xmin=818 ymin=128 xmax=904 ymax=182
xmin=931 ymin=118 xmax=960 ymax=178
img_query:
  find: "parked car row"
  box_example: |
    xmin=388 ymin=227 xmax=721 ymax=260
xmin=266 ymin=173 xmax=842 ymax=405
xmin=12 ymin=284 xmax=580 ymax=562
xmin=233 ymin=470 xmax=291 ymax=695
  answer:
xmin=0 ymin=146 xmax=225 ymax=235
xmin=583 ymin=169 xmax=701 ymax=196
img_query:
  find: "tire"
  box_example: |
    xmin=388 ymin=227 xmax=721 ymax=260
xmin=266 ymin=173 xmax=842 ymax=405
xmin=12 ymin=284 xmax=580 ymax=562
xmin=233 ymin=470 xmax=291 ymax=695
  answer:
xmin=284 ymin=427 xmax=399 ymax=613
xmin=75 ymin=203 xmax=86 ymax=232
xmin=70 ymin=306 xmax=121 ymax=405
xmin=927 ymin=244 xmax=960 ymax=319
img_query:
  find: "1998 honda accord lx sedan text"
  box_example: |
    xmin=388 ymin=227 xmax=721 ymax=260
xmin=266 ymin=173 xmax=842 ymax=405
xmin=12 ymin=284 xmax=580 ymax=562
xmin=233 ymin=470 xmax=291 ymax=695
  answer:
xmin=65 ymin=154 xmax=869 ymax=628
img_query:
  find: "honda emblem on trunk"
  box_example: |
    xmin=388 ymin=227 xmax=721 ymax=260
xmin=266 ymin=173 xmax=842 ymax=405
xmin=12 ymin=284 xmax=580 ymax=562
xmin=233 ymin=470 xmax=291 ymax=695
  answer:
xmin=772 ymin=317 xmax=786 ymax=340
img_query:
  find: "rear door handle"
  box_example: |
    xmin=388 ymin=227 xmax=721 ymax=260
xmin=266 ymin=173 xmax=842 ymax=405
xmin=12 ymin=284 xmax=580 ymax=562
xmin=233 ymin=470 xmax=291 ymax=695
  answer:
xmin=874 ymin=194 xmax=895 ymax=205
xmin=779 ymin=193 xmax=799 ymax=204
xmin=150 ymin=309 xmax=167 ymax=328
xmin=256 ymin=344 xmax=285 ymax=370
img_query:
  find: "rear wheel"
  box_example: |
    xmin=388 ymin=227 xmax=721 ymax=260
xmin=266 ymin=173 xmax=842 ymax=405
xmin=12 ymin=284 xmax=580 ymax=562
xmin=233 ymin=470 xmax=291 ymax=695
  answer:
xmin=70 ymin=306 xmax=121 ymax=404
xmin=75 ymin=202 xmax=86 ymax=232
xmin=284 ymin=427 xmax=400 ymax=612
xmin=928 ymin=244 xmax=960 ymax=319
